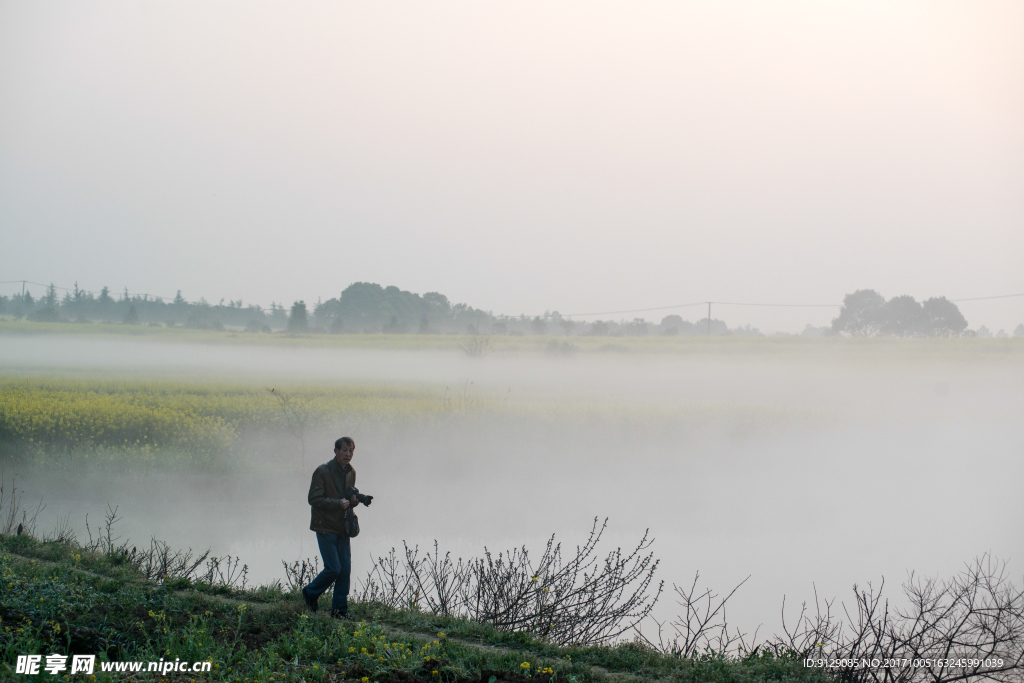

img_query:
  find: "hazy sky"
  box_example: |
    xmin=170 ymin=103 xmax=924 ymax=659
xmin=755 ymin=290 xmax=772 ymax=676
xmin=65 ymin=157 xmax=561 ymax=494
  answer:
xmin=2 ymin=1 xmax=1022 ymax=332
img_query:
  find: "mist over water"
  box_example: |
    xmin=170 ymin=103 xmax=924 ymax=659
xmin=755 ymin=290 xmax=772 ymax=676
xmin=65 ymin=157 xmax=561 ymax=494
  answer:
xmin=4 ymin=335 xmax=1023 ymax=638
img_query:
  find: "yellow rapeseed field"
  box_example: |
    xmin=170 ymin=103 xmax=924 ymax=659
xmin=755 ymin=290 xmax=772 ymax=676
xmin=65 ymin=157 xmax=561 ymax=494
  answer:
xmin=0 ymin=377 xmax=447 ymax=458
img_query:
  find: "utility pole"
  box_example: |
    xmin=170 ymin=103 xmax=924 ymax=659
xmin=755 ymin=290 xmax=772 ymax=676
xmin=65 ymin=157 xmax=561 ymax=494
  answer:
xmin=707 ymin=302 xmax=712 ymax=336
xmin=21 ymin=281 xmax=26 ymax=298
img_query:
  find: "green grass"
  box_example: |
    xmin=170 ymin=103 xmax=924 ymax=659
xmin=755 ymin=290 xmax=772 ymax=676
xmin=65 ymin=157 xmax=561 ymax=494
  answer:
xmin=0 ymin=533 xmax=834 ymax=683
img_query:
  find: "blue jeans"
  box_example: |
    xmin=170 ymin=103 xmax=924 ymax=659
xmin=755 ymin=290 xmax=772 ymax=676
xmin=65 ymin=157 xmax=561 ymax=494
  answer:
xmin=305 ymin=532 xmax=351 ymax=614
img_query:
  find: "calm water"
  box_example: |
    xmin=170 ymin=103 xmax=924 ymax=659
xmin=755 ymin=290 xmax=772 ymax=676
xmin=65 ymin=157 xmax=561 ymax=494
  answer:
xmin=5 ymin=335 xmax=1023 ymax=639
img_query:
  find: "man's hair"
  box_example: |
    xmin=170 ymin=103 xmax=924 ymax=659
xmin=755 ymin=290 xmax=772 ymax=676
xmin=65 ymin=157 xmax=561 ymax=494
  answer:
xmin=335 ymin=437 xmax=355 ymax=450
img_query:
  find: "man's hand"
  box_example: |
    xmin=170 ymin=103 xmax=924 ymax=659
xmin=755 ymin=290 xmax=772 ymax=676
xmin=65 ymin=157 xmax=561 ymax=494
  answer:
xmin=350 ymin=495 xmax=359 ymax=508
xmin=340 ymin=499 xmax=350 ymax=510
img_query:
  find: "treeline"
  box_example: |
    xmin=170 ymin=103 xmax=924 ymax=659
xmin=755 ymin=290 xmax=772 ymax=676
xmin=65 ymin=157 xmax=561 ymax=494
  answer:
xmin=0 ymin=284 xmax=287 ymax=331
xmin=0 ymin=282 xmax=749 ymax=336
xmin=2 ymin=282 xmax=1020 ymax=337
xmin=831 ymin=289 xmax=969 ymax=337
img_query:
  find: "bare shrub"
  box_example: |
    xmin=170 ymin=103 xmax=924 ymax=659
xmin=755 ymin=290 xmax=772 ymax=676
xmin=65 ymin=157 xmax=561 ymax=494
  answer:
xmin=83 ymin=505 xmax=259 ymax=587
xmin=282 ymin=557 xmax=321 ymax=592
xmin=132 ymin=539 xmax=211 ymax=583
xmin=634 ymin=571 xmax=754 ymax=657
xmin=644 ymin=555 xmax=1024 ymax=682
xmin=770 ymin=554 xmax=1024 ymax=682
xmin=357 ymin=517 xmax=662 ymax=646
xmin=43 ymin=512 xmax=77 ymax=545
xmin=459 ymin=336 xmax=490 ymax=357
xmin=358 ymin=547 xmax=420 ymax=609
xmin=0 ymin=471 xmax=44 ymax=537
xmin=198 ymin=555 xmax=249 ymax=590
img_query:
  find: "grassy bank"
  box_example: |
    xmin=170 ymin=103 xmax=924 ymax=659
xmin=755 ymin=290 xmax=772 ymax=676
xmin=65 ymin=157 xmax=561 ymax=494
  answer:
xmin=0 ymin=533 xmax=831 ymax=683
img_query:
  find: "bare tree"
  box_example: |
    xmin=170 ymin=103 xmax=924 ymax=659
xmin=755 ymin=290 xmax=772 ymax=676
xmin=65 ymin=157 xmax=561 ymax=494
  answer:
xmin=267 ymin=387 xmax=322 ymax=468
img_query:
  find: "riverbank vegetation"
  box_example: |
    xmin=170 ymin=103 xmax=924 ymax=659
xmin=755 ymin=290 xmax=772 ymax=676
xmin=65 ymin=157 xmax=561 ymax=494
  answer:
xmin=0 ymin=520 xmax=834 ymax=683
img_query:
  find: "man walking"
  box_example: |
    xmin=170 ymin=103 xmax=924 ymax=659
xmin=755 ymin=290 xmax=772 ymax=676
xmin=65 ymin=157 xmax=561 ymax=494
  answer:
xmin=302 ymin=436 xmax=361 ymax=619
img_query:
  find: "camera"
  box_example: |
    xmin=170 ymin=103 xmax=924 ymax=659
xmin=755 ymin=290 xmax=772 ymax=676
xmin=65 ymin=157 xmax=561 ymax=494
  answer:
xmin=343 ymin=486 xmax=373 ymax=507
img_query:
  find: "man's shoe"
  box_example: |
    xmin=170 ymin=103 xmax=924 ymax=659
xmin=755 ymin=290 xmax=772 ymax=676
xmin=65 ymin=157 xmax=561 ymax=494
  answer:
xmin=331 ymin=609 xmax=352 ymax=621
xmin=301 ymin=587 xmax=318 ymax=612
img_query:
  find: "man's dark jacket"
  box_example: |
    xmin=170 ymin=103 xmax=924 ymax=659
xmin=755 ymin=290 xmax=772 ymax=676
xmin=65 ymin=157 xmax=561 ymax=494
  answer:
xmin=308 ymin=460 xmax=357 ymax=535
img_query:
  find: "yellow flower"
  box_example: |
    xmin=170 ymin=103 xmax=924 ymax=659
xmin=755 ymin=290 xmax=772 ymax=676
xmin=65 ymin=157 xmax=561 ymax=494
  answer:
xmin=521 ymin=662 xmax=531 ymax=669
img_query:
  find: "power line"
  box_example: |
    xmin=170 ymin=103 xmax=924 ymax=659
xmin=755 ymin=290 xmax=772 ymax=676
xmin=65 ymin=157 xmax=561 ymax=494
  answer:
xmin=562 ymin=302 xmax=706 ymax=317
xmin=950 ymin=293 xmax=1024 ymax=302
xmin=562 ymin=292 xmax=1024 ymax=318
xmin=711 ymin=301 xmax=839 ymax=308
xmin=563 ymin=300 xmax=840 ymax=317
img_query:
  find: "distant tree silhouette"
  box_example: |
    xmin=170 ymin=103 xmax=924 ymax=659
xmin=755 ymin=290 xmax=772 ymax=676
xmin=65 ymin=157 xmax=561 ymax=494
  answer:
xmin=922 ymin=297 xmax=968 ymax=336
xmin=879 ymin=295 xmax=930 ymax=337
xmin=313 ymin=283 xmax=467 ymax=333
xmin=833 ymin=290 xmax=969 ymax=337
xmin=382 ymin=315 xmax=405 ymax=334
xmin=31 ymin=283 xmax=60 ymax=322
xmin=695 ymin=318 xmax=728 ymax=335
xmin=287 ymin=301 xmax=309 ymax=333
xmin=831 ymin=289 xmax=885 ymax=336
